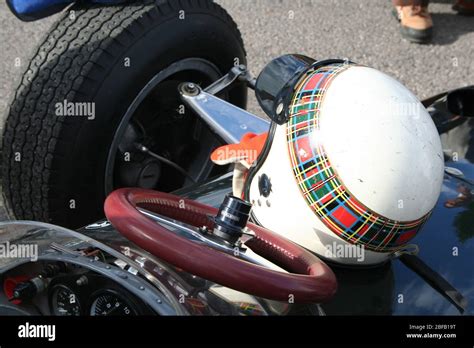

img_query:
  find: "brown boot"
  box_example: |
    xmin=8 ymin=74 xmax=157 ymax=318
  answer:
xmin=393 ymin=5 xmax=433 ymax=43
xmin=453 ymin=0 xmax=474 ymax=15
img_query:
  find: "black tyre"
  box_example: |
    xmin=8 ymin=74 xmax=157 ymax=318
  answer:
xmin=1 ymin=0 xmax=247 ymax=228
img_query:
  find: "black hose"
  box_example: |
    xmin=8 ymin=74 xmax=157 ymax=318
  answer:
xmin=135 ymin=143 xmax=196 ymax=183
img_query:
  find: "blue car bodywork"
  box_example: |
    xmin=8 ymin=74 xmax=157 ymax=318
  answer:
xmin=6 ymin=0 xmax=131 ymax=21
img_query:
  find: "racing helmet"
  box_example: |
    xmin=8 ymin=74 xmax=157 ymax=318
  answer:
xmin=242 ymin=55 xmax=444 ymax=265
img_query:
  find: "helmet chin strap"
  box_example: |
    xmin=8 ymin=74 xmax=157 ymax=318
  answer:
xmin=210 ymin=132 xmax=268 ymax=198
xmin=231 ymin=163 xmax=248 ymax=198
xmin=393 ymin=244 xmax=467 ymax=314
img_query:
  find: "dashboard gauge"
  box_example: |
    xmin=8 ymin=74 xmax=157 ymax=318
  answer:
xmin=90 ymin=290 xmax=138 ymax=316
xmin=51 ymin=285 xmax=81 ymax=316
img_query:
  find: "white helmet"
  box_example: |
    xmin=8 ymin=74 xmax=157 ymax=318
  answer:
xmin=213 ymin=55 xmax=444 ymax=265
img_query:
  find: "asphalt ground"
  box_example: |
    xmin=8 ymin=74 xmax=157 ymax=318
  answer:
xmin=0 ymin=0 xmax=473 ymax=220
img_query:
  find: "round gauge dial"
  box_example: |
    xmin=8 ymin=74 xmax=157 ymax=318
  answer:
xmin=90 ymin=290 xmax=138 ymax=316
xmin=51 ymin=285 xmax=81 ymax=316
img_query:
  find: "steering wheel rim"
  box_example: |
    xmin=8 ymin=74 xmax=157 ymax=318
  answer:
xmin=104 ymin=188 xmax=337 ymax=303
